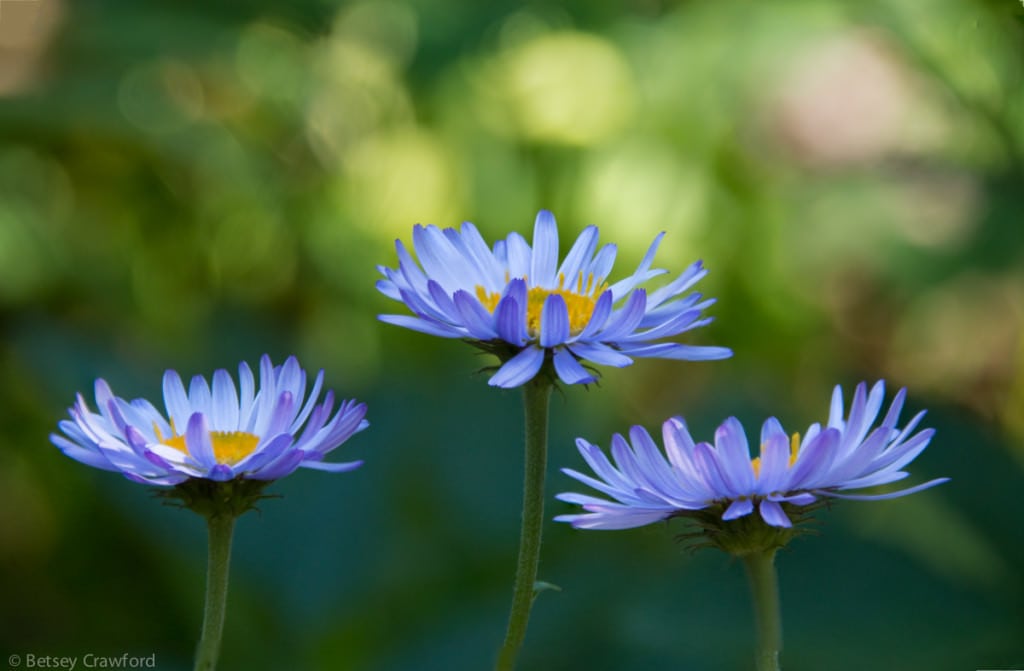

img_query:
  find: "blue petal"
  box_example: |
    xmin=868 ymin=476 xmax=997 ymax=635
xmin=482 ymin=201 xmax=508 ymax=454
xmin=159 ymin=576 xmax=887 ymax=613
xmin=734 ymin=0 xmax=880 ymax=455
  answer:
xmin=276 ymin=356 xmax=305 ymax=408
xmin=597 ymin=289 xmax=647 ymax=341
xmin=396 ymin=284 xmax=449 ymax=322
xmin=585 ymin=243 xmax=617 ymax=285
xmin=234 ymin=432 xmax=293 ymax=472
xmin=553 ymin=348 xmax=596 ymax=385
xmin=556 ymin=225 xmax=599 ymax=287
xmin=879 ymin=386 xmax=907 ymax=430
xmin=184 ymin=413 xmax=216 ymax=468
xmin=787 ymin=427 xmax=840 ymax=490
xmin=646 ymin=260 xmax=706 ymax=309
xmin=693 ymin=441 xmax=730 ymax=496
xmin=375 ymin=277 xmax=402 ymax=301
xmin=300 ymin=459 xmax=364 ymax=473
xmin=577 ymin=438 xmax=635 ymax=492
xmin=713 ymin=417 xmax=755 ymax=494
xmin=825 ymin=477 xmax=949 ymax=500
xmin=758 ymin=500 xmax=792 ymax=527
xmin=559 ymin=467 xmax=633 ymax=501
xmin=617 ymin=311 xmax=709 ymax=344
xmin=723 ymin=498 xmax=754 ymax=520
xmin=617 ymin=343 xmax=733 ymax=361
xmin=568 ymin=342 xmax=633 ymax=367
xmin=576 ymin=290 xmax=613 ymax=339
xmin=237 ymin=360 xmax=257 ymax=428
xmin=505 ymin=232 xmax=532 ymax=280
xmin=449 ymin=222 xmax=502 ymax=287
xmin=488 ymin=346 xmax=545 ymax=388
xmin=553 ymin=509 xmax=672 ymax=531
xmin=262 ymin=391 xmax=296 ymax=438
xmin=530 ymin=210 xmax=559 ymax=287
xmin=51 ymin=435 xmax=119 ymax=471
xmin=757 ymin=431 xmax=791 ymax=494
xmin=207 ymin=464 xmax=235 ymax=481
xmin=453 ymin=290 xmax=498 ymax=339
xmin=162 ymin=369 xmax=192 ymax=432
xmin=760 ymin=417 xmax=787 ymax=446
xmin=607 ymin=231 xmax=666 ymax=300
xmin=413 ymin=224 xmax=471 ymax=291
xmin=426 ymin=279 xmax=463 ymax=322
xmin=867 ymin=428 xmax=936 ymax=474
xmin=249 ymin=449 xmax=306 ymax=480
xmin=290 ymin=369 xmax=325 ymax=434
xmin=211 ymin=369 xmax=240 ymax=431
xmin=495 ymin=295 xmax=527 ymax=345
xmin=377 ymin=313 xmax=465 ymax=338
xmin=394 ymin=237 xmax=429 ymax=293
xmin=827 ymin=384 xmax=845 ymax=429
xmin=539 ymin=293 xmax=570 ymax=347
xmin=188 ymin=374 xmax=212 ymax=418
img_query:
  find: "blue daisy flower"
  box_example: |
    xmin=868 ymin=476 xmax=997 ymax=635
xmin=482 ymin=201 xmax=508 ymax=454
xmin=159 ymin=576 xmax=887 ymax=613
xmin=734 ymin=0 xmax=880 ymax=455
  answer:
xmin=556 ymin=381 xmax=948 ymax=530
xmin=51 ymin=355 xmax=369 ymax=486
xmin=376 ymin=210 xmax=732 ymax=388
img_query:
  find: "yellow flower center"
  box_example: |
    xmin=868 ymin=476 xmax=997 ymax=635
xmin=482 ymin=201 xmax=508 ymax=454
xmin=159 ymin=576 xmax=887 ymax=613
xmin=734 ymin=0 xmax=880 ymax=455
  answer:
xmin=476 ymin=272 xmax=607 ymax=336
xmin=158 ymin=424 xmax=260 ymax=466
xmin=751 ymin=433 xmax=801 ymax=478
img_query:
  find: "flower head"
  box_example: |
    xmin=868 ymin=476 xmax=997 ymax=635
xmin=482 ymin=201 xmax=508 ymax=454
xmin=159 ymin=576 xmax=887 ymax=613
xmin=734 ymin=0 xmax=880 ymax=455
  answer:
xmin=376 ymin=210 xmax=732 ymax=388
xmin=51 ymin=355 xmax=369 ymax=487
xmin=556 ymin=381 xmax=948 ymax=536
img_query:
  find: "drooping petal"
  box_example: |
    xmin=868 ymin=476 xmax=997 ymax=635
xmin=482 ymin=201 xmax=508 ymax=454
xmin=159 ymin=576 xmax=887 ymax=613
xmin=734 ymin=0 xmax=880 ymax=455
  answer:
xmin=723 ymin=498 xmax=754 ymax=520
xmin=758 ymin=500 xmax=792 ymax=528
xmin=553 ymin=348 xmax=596 ymax=385
xmin=568 ymin=341 xmax=634 ymax=368
xmin=488 ymin=346 xmax=545 ymax=388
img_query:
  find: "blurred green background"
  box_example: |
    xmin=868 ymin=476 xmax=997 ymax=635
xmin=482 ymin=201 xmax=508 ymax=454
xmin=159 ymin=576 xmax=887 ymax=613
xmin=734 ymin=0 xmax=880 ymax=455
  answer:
xmin=2 ymin=0 xmax=1023 ymax=669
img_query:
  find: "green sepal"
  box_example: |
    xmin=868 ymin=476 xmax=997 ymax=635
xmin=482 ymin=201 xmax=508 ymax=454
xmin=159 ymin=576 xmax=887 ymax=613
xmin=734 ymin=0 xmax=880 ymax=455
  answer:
xmin=672 ymin=500 xmax=827 ymax=557
xmin=155 ymin=478 xmax=275 ymax=521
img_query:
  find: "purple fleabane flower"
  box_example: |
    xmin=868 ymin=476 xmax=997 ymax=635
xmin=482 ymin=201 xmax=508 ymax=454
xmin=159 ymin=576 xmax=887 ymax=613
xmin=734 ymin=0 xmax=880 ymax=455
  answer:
xmin=556 ymin=381 xmax=948 ymax=531
xmin=376 ymin=210 xmax=732 ymax=388
xmin=51 ymin=354 xmax=369 ymax=486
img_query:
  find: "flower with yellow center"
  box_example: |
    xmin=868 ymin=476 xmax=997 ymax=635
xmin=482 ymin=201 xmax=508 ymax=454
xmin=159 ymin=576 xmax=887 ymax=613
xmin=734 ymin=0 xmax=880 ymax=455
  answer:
xmin=378 ymin=209 xmax=732 ymax=388
xmin=556 ymin=381 xmax=948 ymax=530
xmin=51 ymin=354 xmax=370 ymax=485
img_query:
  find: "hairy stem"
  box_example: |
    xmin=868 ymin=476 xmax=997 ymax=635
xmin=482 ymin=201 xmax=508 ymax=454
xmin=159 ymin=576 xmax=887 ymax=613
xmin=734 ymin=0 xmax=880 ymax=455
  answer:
xmin=495 ymin=378 xmax=553 ymax=671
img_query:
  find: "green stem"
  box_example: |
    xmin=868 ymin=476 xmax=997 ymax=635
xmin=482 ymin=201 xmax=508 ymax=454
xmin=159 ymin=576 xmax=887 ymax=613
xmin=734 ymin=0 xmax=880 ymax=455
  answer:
xmin=743 ymin=549 xmax=783 ymax=671
xmin=194 ymin=514 xmax=236 ymax=671
xmin=495 ymin=378 xmax=553 ymax=671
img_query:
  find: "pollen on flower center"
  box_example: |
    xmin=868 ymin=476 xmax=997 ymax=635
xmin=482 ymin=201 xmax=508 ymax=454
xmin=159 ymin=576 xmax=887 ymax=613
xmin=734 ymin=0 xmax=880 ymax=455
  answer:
xmin=475 ymin=272 xmax=607 ymax=337
xmin=161 ymin=430 xmax=260 ymax=466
